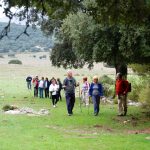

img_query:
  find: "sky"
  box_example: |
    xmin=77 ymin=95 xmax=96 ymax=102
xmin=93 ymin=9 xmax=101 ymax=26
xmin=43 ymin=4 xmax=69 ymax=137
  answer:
xmin=0 ymin=1 xmax=25 ymax=24
xmin=0 ymin=7 xmax=24 ymax=24
xmin=0 ymin=7 xmax=8 ymax=22
xmin=0 ymin=0 xmax=8 ymax=22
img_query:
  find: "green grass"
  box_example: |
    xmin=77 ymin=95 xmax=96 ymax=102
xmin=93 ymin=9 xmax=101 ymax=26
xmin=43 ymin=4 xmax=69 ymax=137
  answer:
xmin=0 ymin=98 xmax=150 ymax=150
xmin=0 ymin=69 xmax=150 ymax=150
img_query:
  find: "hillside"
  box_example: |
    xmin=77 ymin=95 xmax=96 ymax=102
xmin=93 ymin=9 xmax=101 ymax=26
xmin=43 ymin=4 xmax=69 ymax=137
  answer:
xmin=0 ymin=22 xmax=54 ymax=53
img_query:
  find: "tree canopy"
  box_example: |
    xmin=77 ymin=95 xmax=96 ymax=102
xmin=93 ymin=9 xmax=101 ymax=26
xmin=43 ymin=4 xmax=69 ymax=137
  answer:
xmin=1 ymin=0 xmax=150 ymax=73
xmin=51 ymin=0 xmax=150 ymax=73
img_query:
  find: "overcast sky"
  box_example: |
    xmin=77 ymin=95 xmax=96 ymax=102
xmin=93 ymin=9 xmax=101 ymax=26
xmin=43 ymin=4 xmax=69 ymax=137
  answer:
xmin=0 ymin=2 xmax=25 ymax=24
xmin=0 ymin=0 xmax=8 ymax=22
xmin=0 ymin=7 xmax=9 ymax=22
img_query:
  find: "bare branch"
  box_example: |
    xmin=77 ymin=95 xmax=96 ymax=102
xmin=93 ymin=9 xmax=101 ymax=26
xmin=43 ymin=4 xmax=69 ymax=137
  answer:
xmin=15 ymin=0 xmax=30 ymax=40
xmin=15 ymin=23 xmax=30 ymax=40
xmin=39 ymin=0 xmax=46 ymax=19
xmin=0 ymin=7 xmax=12 ymax=40
xmin=0 ymin=0 xmax=47 ymax=40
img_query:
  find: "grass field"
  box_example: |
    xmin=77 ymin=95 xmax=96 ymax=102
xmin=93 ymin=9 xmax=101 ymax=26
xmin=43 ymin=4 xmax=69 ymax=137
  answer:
xmin=0 ymin=52 xmax=150 ymax=150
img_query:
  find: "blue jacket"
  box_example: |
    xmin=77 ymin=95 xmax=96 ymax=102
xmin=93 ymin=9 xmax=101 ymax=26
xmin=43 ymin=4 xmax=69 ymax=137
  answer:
xmin=44 ymin=80 xmax=50 ymax=89
xmin=89 ymin=83 xmax=103 ymax=96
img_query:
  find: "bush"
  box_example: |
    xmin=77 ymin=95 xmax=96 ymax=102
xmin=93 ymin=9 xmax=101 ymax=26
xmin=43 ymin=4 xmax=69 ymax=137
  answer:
xmin=39 ymin=55 xmax=47 ymax=59
xmin=127 ymin=75 xmax=150 ymax=101
xmin=128 ymin=84 xmax=141 ymax=101
xmin=100 ymin=75 xmax=115 ymax=85
xmin=8 ymin=59 xmax=22 ymax=65
xmin=2 ymin=105 xmax=18 ymax=111
xmin=0 ymin=55 xmax=4 ymax=58
xmin=102 ymin=84 xmax=115 ymax=97
xmin=139 ymin=85 xmax=150 ymax=110
xmin=8 ymin=54 xmax=15 ymax=57
xmin=113 ymin=97 xmax=118 ymax=104
xmin=100 ymin=75 xmax=115 ymax=97
xmin=129 ymin=64 xmax=150 ymax=74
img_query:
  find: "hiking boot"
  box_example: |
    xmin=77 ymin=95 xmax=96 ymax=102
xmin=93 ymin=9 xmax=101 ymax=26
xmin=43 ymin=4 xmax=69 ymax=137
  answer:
xmin=68 ymin=113 xmax=72 ymax=116
xmin=94 ymin=113 xmax=98 ymax=116
xmin=117 ymin=114 xmax=124 ymax=116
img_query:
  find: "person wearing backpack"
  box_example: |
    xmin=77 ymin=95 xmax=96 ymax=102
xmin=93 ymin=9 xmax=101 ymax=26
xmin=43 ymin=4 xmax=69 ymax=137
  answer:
xmin=63 ymin=70 xmax=79 ymax=116
xmin=115 ymin=73 xmax=129 ymax=116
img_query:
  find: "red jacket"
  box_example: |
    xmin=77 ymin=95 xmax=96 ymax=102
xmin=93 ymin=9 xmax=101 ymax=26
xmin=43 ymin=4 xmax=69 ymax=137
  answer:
xmin=116 ymin=79 xmax=128 ymax=95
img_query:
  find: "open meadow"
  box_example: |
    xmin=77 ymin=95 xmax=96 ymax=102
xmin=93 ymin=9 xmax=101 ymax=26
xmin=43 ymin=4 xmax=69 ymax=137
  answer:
xmin=0 ymin=52 xmax=150 ymax=150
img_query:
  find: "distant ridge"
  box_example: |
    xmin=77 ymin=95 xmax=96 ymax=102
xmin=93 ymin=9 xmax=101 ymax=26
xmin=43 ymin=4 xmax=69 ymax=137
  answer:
xmin=0 ymin=22 xmax=54 ymax=53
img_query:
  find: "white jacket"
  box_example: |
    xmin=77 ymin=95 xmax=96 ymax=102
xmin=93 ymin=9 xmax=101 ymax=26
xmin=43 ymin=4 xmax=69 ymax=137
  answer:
xmin=49 ymin=84 xmax=59 ymax=95
xmin=39 ymin=80 xmax=44 ymax=88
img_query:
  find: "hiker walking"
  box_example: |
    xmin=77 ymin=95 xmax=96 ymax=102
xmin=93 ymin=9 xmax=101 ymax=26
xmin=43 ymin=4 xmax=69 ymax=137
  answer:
xmin=115 ymin=73 xmax=129 ymax=116
xmin=39 ymin=77 xmax=44 ymax=98
xmin=89 ymin=76 xmax=103 ymax=116
xmin=49 ymin=77 xmax=56 ymax=99
xmin=44 ymin=77 xmax=50 ymax=98
xmin=57 ymin=78 xmax=62 ymax=101
xmin=26 ymin=75 xmax=32 ymax=89
xmin=32 ymin=76 xmax=39 ymax=97
xmin=63 ymin=70 xmax=79 ymax=116
xmin=49 ymin=79 xmax=59 ymax=107
xmin=81 ymin=77 xmax=90 ymax=106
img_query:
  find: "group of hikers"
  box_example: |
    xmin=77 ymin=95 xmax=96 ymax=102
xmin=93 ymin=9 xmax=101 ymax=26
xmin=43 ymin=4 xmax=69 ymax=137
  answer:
xmin=26 ymin=70 xmax=130 ymax=117
xmin=26 ymin=76 xmax=62 ymax=107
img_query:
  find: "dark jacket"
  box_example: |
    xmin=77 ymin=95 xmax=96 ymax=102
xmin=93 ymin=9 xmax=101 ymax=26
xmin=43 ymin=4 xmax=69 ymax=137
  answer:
xmin=89 ymin=82 xmax=103 ymax=96
xmin=44 ymin=80 xmax=50 ymax=89
xmin=26 ymin=76 xmax=32 ymax=82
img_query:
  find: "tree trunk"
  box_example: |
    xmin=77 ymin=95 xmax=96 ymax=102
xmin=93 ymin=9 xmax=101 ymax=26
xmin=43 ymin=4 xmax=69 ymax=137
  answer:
xmin=115 ymin=64 xmax=127 ymax=79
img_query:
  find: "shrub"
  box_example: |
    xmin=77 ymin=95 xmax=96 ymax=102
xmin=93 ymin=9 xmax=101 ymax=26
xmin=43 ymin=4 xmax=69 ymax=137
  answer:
xmin=8 ymin=59 xmax=22 ymax=65
xmin=0 ymin=55 xmax=4 ymax=58
xmin=128 ymin=84 xmax=141 ymax=101
xmin=100 ymin=75 xmax=115 ymax=97
xmin=127 ymin=75 xmax=150 ymax=101
xmin=113 ymin=97 xmax=118 ymax=104
xmin=102 ymin=84 xmax=114 ymax=97
xmin=2 ymin=105 xmax=18 ymax=111
xmin=8 ymin=54 xmax=15 ymax=57
xmin=138 ymin=85 xmax=150 ymax=110
xmin=39 ymin=55 xmax=47 ymax=59
xmin=100 ymin=75 xmax=115 ymax=85
xmin=129 ymin=64 xmax=150 ymax=74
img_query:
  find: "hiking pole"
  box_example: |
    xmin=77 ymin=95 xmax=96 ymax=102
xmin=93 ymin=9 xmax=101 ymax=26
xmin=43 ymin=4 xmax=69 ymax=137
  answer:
xmin=88 ymin=96 xmax=91 ymax=115
xmin=78 ymin=85 xmax=82 ymax=113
